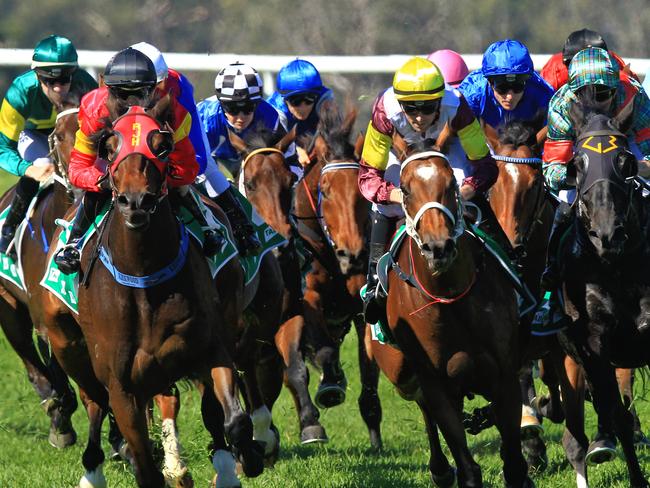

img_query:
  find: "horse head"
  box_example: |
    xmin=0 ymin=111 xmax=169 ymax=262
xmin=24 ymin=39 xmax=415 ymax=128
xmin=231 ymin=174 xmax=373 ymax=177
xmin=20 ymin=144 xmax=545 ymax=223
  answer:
xmin=97 ymin=95 xmax=175 ymax=230
xmin=487 ymin=116 xmax=547 ymax=257
xmin=399 ymin=137 xmax=463 ymax=274
xmin=568 ymin=94 xmax=639 ymax=261
xmin=50 ymin=94 xmax=82 ymax=195
xmin=310 ymin=103 xmax=368 ymax=274
xmin=230 ymin=124 xmax=296 ymax=238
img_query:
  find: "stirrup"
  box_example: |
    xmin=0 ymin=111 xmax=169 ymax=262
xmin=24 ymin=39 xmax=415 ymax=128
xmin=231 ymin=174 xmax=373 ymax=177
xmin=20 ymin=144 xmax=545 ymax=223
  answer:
xmin=234 ymin=228 xmax=262 ymax=257
xmin=54 ymin=245 xmax=81 ymax=275
xmin=202 ymin=229 xmax=225 ymax=257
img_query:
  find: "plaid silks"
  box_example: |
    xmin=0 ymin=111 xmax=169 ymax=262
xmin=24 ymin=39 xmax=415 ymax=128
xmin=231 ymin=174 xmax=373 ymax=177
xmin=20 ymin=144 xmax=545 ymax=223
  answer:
xmin=214 ymin=63 xmax=263 ymax=102
xmin=568 ymin=47 xmax=619 ymax=92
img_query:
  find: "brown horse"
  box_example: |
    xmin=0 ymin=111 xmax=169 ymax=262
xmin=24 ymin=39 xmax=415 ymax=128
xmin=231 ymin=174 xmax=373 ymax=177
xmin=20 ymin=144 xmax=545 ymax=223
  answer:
xmin=292 ymin=104 xmax=382 ymax=448
xmin=369 ymin=138 xmax=532 ymax=487
xmin=41 ymin=97 xmax=264 ymax=487
xmin=0 ymin=99 xmax=80 ymax=449
xmin=228 ymin=126 xmax=328 ymax=444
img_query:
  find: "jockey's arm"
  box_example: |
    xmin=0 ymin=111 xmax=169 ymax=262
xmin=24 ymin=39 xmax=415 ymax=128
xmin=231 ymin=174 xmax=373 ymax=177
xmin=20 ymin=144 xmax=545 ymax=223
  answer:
xmin=450 ymin=97 xmax=498 ymax=197
xmin=358 ymin=118 xmax=398 ymax=205
xmin=0 ymin=94 xmax=33 ymax=176
xmin=69 ymin=127 xmax=105 ymax=192
xmin=542 ymin=98 xmax=576 ymax=192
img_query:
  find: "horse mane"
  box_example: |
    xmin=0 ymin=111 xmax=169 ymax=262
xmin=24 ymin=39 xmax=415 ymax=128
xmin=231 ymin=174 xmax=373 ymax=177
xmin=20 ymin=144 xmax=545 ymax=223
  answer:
xmin=244 ymin=122 xmax=285 ymax=149
xmin=405 ymin=137 xmax=439 ymax=155
xmin=498 ymin=120 xmax=539 ymax=149
xmin=317 ymin=102 xmax=358 ymax=160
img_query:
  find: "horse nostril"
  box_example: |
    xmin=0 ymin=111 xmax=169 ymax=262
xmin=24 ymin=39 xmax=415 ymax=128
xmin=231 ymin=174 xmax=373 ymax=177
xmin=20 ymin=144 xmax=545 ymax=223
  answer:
xmin=139 ymin=193 xmax=157 ymax=211
xmin=116 ymin=194 xmax=129 ymax=208
xmin=612 ymin=226 xmax=626 ymax=243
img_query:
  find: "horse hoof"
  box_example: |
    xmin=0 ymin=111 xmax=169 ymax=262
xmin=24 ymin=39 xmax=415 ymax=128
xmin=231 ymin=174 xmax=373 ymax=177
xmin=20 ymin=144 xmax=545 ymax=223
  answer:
xmin=506 ymin=476 xmax=535 ymax=488
xmin=586 ymin=437 xmax=617 ymax=465
xmin=431 ymin=466 xmax=456 ymax=488
xmin=314 ymin=382 xmax=346 ymax=409
xmin=49 ymin=425 xmax=77 ymax=449
xmin=78 ymin=466 xmax=107 ymax=488
xmin=634 ymin=430 xmax=650 ymax=449
xmin=534 ymin=395 xmax=565 ymax=423
xmin=300 ymin=425 xmax=329 ymax=444
xmin=163 ymin=465 xmax=193 ymax=488
xmin=234 ymin=440 xmax=264 ymax=478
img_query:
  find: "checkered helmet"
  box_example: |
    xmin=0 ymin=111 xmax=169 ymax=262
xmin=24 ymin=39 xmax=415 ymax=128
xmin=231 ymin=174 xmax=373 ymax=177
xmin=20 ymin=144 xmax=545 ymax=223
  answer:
xmin=214 ymin=62 xmax=263 ymax=102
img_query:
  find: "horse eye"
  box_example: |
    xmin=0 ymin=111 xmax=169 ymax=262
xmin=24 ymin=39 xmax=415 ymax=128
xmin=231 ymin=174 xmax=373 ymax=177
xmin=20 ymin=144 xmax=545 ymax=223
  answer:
xmin=244 ymin=180 xmax=256 ymax=192
xmin=401 ymin=186 xmax=409 ymax=197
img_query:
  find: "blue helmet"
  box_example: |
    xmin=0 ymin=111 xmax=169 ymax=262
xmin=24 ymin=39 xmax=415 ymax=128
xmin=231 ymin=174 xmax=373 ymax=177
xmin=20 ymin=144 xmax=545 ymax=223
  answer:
xmin=277 ymin=59 xmax=323 ymax=98
xmin=481 ymin=39 xmax=534 ymax=78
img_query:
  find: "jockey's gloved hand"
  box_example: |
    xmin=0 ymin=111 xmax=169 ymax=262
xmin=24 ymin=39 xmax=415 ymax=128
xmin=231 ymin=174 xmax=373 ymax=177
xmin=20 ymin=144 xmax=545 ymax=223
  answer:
xmin=96 ymin=173 xmax=111 ymax=191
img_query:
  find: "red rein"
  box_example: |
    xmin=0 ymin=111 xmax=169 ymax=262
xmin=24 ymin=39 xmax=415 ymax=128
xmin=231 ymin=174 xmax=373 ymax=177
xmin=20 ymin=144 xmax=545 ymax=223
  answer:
xmin=407 ymin=237 xmax=476 ymax=316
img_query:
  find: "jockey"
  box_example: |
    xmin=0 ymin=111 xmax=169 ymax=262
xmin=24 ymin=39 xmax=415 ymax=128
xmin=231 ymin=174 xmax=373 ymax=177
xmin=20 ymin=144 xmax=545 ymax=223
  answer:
xmin=197 ymin=62 xmax=299 ymax=180
xmin=0 ymin=35 xmax=97 ymax=257
xmin=130 ymin=42 xmax=261 ymax=257
xmin=54 ymin=48 xmax=217 ymax=274
xmin=541 ymin=47 xmax=650 ymax=289
xmin=426 ymin=49 xmax=469 ymax=89
xmin=266 ymin=58 xmax=334 ymax=166
xmin=459 ymin=39 xmax=554 ymax=130
xmin=540 ymin=28 xmax=639 ymax=92
xmin=359 ymin=56 xmax=500 ymax=323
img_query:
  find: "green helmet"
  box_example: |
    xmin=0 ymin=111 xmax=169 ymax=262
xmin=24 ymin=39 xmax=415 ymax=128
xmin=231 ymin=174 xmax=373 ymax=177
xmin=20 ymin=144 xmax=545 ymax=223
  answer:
xmin=31 ymin=35 xmax=78 ymax=75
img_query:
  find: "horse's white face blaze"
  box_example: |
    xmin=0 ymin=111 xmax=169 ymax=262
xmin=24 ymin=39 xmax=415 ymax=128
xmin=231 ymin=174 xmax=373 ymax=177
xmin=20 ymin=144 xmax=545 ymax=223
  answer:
xmin=415 ymin=164 xmax=438 ymax=182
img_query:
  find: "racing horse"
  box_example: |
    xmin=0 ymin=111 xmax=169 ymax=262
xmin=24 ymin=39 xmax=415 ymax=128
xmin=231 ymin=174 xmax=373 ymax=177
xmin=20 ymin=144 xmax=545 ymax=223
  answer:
xmin=556 ymin=92 xmax=650 ymax=488
xmin=292 ymin=103 xmax=382 ymax=448
xmin=228 ymin=126 xmax=328 ymax=444
xmin=369 ymin=139 xmax=533 ymax=487
xmin=0 ymin=97 xmax=80 ymax=449
xmin=41 ymin=96 xmax=264 ymax=487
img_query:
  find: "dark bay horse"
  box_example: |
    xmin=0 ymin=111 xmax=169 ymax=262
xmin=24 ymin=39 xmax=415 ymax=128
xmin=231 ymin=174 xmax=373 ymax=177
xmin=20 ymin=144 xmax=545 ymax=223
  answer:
xmin=370 ymin=140 xmax=532 ymax=487
xmin=557 ymin=95 xmax=650 ymax=488
xmin=0 ymin=99 xmax=80 ymax=449
xmin=292 ymin=104 xmax=382 ymax=448
xmin=41 ymin=97 xmax=263 ymax=487
xmin=228 ymin=127 xmax=328 ymax=444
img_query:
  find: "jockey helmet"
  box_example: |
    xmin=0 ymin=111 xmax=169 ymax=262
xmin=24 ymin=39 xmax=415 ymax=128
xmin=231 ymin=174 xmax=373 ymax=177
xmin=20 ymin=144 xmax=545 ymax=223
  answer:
xmin=568 ymin=47 xmax=619 ymax=93
xmin=426 ymin=49 xmax=469 ymax=88
xmin=393 ymin=57 xmax=445 ymax=102
xmin=130 ymin=42 xmax=168 ymax=83
xmin=103 ymin=48 xmax=157 ymax=88
xmin=562 ymin=28 xmax=608 ymax=66
xmin=277 ymin=59 xmax=323 ymax=98
xmin=481 ymin=39 xmax=534 ymax=78
xmin=31 ymin=35 xmax=78 ymax=79
xmin=215 ymin=62 xmax=263 ymax=102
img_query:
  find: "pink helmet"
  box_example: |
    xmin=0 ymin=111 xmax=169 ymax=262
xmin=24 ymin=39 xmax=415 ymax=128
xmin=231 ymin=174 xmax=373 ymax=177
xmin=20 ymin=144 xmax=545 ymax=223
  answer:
xmin=426 ymin=49 xmax=469 ymax=88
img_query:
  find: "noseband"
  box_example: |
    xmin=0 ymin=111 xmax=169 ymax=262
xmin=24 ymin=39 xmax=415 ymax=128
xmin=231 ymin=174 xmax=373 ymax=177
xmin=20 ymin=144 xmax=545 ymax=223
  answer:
xmin=400 ymin=151 xmax=465 ymax=250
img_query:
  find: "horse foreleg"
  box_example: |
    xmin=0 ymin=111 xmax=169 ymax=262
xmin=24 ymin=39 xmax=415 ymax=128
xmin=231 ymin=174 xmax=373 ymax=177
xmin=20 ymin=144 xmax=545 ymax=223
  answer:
xmin=78 ymin=388 xmax=108 ymax=488
xmin=354 ymin=315 xmax=382 ymax=450
xmin=537 ymin=355 xmax=566 ymax=423
xmin=616 ymin=368 xmax=649 ymax=447
xmin=492 ymin=374 xmax=532 ymax=487
xmin=208 ymin=363 xmax=264 ymax=480
xmin=417 ymin=400 xmax=455 ymax=487
xmin=553 ymin=347 xmax=589 ymax=488
xmin=154 ymin=387 xmax=193 ymax=487
xmin=275 ymin=315 xmax=327 ymax=444
xmin=109 ymin=387 xmax=164 ymax=488
xmin=518 ymin=361 xmax=548 ymax=472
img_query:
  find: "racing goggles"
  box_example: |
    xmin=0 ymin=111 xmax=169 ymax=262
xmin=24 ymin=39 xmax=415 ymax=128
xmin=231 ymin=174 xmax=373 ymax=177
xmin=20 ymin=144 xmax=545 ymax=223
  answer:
xmin=399 ymin=99 xmax=441 ymax=116
xmin=222 ymin=100 xmax=258 ymax=116
xmin=36 ymin=67 xmax=76 ymax=86
xmin=286 ymin=94 xmax=317 ymax=107
xmin=593 ymin=86 xmax=617 ymax=102
xmin=109 ymin=85 xmax=154 ymax=101
xmin=490 ymin=74 xmax=529 ymax=95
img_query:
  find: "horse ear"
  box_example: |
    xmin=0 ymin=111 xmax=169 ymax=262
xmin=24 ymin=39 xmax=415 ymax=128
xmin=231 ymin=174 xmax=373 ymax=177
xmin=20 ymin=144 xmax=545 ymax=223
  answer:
xmin=275 ymin=125 xmax=297 ymax=152
xmin=353 ymin=132 xmax=365 ymax=160
xmin=228 ymin=128 xmax=248 ymax=155
xmin=612 ymin=99 xmax=635 ymax=134
xmin=482 ymin=122 xmax=499 ymax=151
xmin=392 ymin=131 xmax=408 ymax=160
xmin=313 ymin=134 xmax=328 ymax=161
xmin=568 ymin=99 xmax=585 ymax=130
xmin=341 ymin=102 xmax=358 ymax=136
xmin=148 ymin=94 xmax=172 ymax=124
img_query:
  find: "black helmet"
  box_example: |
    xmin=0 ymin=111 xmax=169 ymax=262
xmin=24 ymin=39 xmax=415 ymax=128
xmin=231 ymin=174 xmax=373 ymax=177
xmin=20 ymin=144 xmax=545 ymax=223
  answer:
xmin=103 ymin=47 xmax=157 ymax=88
xmin=562 ymin=28 xmax=608 ymax=66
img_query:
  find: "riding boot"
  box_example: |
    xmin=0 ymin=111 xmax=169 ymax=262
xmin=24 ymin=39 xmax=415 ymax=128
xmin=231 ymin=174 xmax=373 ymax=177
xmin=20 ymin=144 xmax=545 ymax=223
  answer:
xmin=540 ymin=201 xmax=573 ymax=292
xmin=363 ymin=211 xmax=393 ymax=325
xmin=170 ymin=186 xmax=224 ymax=258
xmin=213 ymin=186 xmax=262 ymax=257
xmin=54 ymin=191 xmax=108 ymax=275
xmin=0 ymin=176 xmax=40 ymax=257
xmin=468 ymin=193 xmax=517 ymax=263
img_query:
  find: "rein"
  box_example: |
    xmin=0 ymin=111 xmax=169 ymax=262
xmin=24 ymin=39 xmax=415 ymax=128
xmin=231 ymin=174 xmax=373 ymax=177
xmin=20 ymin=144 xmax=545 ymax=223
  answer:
xmin=493 ymin=155 xmax=543 ymax=164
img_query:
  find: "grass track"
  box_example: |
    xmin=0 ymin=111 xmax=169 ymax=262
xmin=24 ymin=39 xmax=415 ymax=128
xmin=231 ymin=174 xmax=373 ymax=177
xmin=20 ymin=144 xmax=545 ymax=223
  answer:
xmin=0 ymin=172 xmax=647 ymax=486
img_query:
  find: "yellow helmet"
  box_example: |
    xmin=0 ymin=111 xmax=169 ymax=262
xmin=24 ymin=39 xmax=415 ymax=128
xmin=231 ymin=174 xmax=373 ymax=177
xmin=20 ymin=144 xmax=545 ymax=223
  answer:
xmin=393 ymin=57 xmax=445 ymax=102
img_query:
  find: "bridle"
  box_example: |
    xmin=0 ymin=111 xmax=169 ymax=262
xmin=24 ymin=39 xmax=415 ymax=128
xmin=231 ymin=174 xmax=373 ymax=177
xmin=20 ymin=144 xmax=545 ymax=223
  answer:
xmin=238 ymin=147 xmax=285 ymax=198
xmin=47 ymin=107 xmax=79 ymax=193
xmin=400 ymin=151 xmax=465 ymax=250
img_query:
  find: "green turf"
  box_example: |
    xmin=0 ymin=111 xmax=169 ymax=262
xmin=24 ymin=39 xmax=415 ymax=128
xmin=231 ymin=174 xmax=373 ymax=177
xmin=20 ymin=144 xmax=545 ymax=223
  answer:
xmin=0 ymin=322 xmax=647 ymax=487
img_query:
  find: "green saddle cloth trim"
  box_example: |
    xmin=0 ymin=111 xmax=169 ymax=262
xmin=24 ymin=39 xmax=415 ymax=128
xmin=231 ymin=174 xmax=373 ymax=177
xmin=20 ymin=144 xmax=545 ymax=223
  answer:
xmin=0 ymin=185 xmax=53 ymax=291
xmin=359 ymin=284 xmax=399 ymax=348
xmin=40 ymin=188 xmax=287 ymax=315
